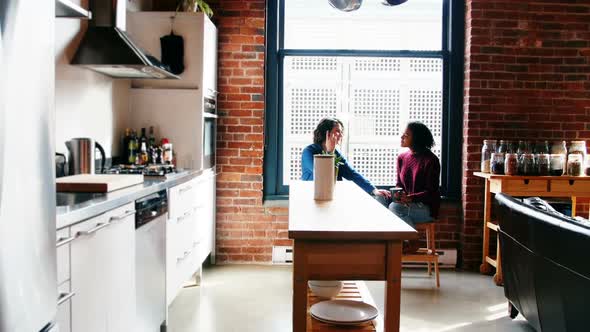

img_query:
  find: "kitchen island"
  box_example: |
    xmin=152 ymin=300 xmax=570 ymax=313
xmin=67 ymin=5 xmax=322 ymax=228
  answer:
xmin=288 ymin=181 xmax=418 ymax=332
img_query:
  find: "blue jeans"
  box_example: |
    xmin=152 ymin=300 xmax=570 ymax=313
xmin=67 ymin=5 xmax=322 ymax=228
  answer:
xmin=388 ymin=201 xmax=433 ymax=228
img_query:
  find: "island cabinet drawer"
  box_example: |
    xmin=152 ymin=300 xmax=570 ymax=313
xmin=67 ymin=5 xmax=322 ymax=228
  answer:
xmin=551 ymin=180 xmax=590 ymax=194
xmin=492 ymin=179 xmax=548 ymax=194
xmin=301 ymin=242 xmax=386 ymax=280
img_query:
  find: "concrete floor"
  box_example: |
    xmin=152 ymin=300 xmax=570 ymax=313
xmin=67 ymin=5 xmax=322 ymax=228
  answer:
xmin=167 ymin=265 xmax=535 ymax=332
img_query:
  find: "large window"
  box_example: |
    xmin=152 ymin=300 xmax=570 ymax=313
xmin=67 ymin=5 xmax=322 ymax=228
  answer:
xmin=264 ymin=0 xmax=464 ymax=198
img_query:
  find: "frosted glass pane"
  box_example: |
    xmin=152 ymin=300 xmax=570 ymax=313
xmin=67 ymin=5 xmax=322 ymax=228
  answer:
xmin=284 ymin=0 xmax=442 ymax=51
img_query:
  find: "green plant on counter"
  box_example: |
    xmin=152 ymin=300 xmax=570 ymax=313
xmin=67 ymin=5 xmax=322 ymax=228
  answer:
xmin=322 ymin=151 xmax=344 ymax=181
xmin=178 ymin=0 xmax=214 ymax=17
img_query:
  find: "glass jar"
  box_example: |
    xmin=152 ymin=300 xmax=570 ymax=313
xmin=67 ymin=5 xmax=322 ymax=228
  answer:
xmin=481 ymin=140 xmax=496 ymax=173
xmin=521 ymin=153 xmax=536 ymax=175
xmin=550 ymin=154 xmax=565 ymax=176
xmin=535 ymin=141 xmax=549 ymax=154
xmin=497 ymin=140 xmax=508 ymax=154
xmin=537 ymin=154 xmax=550 ymax=176
xmin=567 ymin=154 xmax=583 ymax=176
xmin=504 ymin=153 xmax=519 ymax=175
xmin=491 ymin=153 xmax=505 ymax=175
xmin=516 ymin=140 xmax=528 ymax=155
xmin=551 ymin=141 xmax=567 ymax=155
xmin=569 ymin=141 xmax=587 ymax=158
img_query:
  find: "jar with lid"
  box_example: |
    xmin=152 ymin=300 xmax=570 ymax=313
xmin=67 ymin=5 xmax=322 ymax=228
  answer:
xmin=550 ymin=141 xmax=567 ymax=155
xmin=569 ymin=141 xmax=587 ymax=158
xmin=550 ymin=154 xmax=565 ymax=176
xmin=535 ymin=141 xmax=549 ymax=155
xmin=521 ymin=153 xmax=536 ymax=175
xmin=481 ymin=140 xmax=496 ymax=173
xmin=497 ymin=140 xmax=508 ymax=154
xmin=537 ymin=154 xmax=550 ymax=176
xmin=567 ymin=154 xmax=583 ymax=176
xmin=491 ymin=153 xmax=505 ymax=174
xmin=504 ymin=153 xmax=519 ymax=175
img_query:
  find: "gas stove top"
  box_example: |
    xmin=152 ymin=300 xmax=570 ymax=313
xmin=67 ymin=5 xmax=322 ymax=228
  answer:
xmin=109 ymin=164 xmax=176 ymax=177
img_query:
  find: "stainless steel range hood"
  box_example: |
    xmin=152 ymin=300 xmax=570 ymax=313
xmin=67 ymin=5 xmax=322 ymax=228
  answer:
xmin=71 ymin=0 xmax=179 ymax=79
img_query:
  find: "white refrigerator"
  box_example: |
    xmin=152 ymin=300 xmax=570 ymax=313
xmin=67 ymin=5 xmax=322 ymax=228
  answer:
xmin=0 ymin=0 xmax=58 ymax=331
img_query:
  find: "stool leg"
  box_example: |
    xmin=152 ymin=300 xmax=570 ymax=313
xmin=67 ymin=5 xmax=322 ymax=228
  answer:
xmin=426 ymin=227 xmax=432 ymax=275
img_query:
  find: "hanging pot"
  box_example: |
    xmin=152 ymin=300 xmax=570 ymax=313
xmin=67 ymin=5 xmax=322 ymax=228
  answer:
xmin=328 ymin=0 xmax=363 ymax=12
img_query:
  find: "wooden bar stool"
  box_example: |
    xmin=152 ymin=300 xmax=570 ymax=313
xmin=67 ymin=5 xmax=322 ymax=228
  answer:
xmin=402 ymin=222 xmax=440 ymax=288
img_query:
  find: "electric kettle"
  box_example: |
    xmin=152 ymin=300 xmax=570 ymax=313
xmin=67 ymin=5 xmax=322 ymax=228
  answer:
xmin=65 ymin=138 xmax=106 ymax=175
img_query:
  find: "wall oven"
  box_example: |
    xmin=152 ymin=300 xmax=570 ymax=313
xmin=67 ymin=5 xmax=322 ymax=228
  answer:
xmin=203 ymin=94 xmax=217 ymax=170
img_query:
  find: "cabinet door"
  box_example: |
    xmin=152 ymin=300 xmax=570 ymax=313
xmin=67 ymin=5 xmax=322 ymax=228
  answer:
xmin=71 ymin=215 xmax=110 ymax=332
xmin=56 ymin=282 xmax=73 ymax=332
xmin=203 ymin=175 xmax=217 ymax=264
xmin=202 ymin=17 xmax=218 ymax=95
xmin=103 ymin=205 xmax=136 ymax=332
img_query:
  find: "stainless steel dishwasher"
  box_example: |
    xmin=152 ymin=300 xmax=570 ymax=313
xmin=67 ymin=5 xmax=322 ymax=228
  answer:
xmin=135 ymin=190 xmax=168 ymax=332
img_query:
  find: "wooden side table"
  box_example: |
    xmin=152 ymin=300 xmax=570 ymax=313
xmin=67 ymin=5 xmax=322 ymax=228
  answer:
xmin=474 ymin=172 xmax=590 ymax=285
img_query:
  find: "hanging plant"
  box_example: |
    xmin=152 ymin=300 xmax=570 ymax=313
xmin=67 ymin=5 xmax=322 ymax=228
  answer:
xmin=178 ymin=0 xmax=214 ymax=18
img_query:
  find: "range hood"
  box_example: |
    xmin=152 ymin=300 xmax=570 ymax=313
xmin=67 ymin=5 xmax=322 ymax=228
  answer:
xmin=72 ymin=0 xmax=179 ymax=79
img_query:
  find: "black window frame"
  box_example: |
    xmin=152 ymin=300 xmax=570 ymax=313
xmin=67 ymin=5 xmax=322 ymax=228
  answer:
xmin=264 ymin=0 xmax=464 ymax=200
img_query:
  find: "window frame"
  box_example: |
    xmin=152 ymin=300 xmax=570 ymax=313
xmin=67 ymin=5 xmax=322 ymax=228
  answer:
xmin=264 ymin=0 xmax=464 ymax=200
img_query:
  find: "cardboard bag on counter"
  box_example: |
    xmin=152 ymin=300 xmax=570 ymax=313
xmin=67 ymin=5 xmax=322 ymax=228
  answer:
xmin=314 ymin=154 xmax=335 ymax=201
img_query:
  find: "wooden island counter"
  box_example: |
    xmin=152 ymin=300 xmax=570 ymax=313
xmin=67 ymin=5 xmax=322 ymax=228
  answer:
xmin=288 ymin=181 xmax=418 ymax=332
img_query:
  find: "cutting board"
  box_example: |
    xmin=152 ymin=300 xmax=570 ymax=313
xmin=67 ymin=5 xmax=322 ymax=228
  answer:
xmin=56 ymin=174 xmax=144 ymax=193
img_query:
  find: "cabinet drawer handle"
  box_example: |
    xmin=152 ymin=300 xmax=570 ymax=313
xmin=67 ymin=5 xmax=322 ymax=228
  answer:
xmin=177 ymin=211 xmax=192 ymax=223
xmin=77 ymin=222 xmax=110 ymax=236
xmin=179 ymin=185 xmax=193 ymax=194
xmin=56 ymin=235 xmax=76 ymax=248
xmin=109 ymin=210 xmax=136 ymax=223
xmin=177 ymin=250 xmax=192 ymax=263
xmin=57 ymin=292 xmax=75 ymax=306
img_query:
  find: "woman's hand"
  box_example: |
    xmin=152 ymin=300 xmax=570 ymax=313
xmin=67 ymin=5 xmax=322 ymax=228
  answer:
xmin=373 ymin=189 xmax=392 ymax=199
xmin=399 ymin=193 xmax=412 ymax=204
xmin=324 ymin=130 xmax=339 ymax=153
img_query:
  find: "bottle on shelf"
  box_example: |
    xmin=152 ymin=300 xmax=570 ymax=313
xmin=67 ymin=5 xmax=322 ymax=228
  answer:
xmin=128 ymin=130 xmax=137 ymax=164
xmin=138 ymin=128 xmax=148 ymax=165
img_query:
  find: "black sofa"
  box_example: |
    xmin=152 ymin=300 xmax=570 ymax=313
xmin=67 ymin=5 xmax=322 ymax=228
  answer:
xmin=495 ymin=193 xmax=590 ymax=332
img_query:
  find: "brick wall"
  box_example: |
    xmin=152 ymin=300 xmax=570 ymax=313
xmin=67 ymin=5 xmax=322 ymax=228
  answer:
xmin=210 ymin=0 xmax=291 ymax=263
xmin=207 ymin=0 xmax=464 ymax=264
xmin=463 ymin=0 xmax=590 ymax=270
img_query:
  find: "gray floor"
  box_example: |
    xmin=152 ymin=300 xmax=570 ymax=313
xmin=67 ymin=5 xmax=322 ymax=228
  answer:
xmin=167 ymin=265 xmax=534 ymax=332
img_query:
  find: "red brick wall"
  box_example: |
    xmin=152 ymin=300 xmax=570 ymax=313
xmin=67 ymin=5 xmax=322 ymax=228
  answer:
xmin=210 ymin=0 xmax=291 ymax=263
xmin=463 ymin=0 xmax=590 ymax=270
xmin=208 ymin=0 xmax=464 ymax=264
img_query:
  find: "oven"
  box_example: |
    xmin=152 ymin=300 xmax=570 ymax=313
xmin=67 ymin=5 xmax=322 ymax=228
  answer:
xmin=203 ymin=94 xmax=217 ymax=170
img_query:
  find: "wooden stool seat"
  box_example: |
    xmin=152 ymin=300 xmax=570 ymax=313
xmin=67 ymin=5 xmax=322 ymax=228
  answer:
xmin=402 ymin=222 xmax=440 ymax=287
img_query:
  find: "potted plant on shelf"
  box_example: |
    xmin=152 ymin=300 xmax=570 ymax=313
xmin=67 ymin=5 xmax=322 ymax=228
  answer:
xmin=177 ymin=0 xmax=214 ymax=17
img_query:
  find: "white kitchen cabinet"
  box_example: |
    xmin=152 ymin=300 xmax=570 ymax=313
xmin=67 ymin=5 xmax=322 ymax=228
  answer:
xmin=127 ymin=11 xmax=217 ymax=92
xmin=56 ymin=281 xmax=73 ymax=332
xmin=198 ymin=172 xmax=216 ymax=264
xmin=70 ymin=203 xmax=136 ymax=332
xmin=167 ymin=180 xmax=200 ymax=305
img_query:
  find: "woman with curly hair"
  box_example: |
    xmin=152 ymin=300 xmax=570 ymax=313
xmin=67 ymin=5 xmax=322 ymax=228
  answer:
xmin=301 ymin=117 xmax=391 ymax=201
xmin=390 ymin=122 xmax=440 ymax=252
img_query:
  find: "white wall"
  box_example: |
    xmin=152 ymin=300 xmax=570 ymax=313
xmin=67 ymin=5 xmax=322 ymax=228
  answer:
xmin=54 ymin=0 xmax=151 ymax=157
